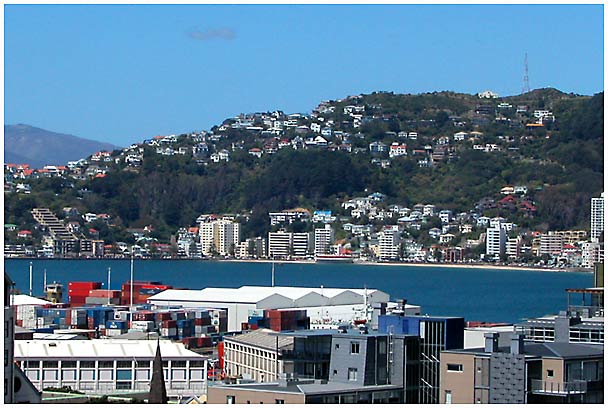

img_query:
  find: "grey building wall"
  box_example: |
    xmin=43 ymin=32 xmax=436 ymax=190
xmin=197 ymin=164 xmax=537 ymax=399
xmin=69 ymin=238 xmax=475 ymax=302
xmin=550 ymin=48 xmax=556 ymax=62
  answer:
xmin=328 ymin=335 xmax=369 ymax=386
xmin=489 ymin=353 xmax=526 ymax=403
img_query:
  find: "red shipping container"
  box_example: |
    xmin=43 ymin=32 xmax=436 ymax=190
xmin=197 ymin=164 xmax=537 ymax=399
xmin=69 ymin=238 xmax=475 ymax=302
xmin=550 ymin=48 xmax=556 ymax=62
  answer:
xmin=161 ymin=320 xmax=177 ymax=328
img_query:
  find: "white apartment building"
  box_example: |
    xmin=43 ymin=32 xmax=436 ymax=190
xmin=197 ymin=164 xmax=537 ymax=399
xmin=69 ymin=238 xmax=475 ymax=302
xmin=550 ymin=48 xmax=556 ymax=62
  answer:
xmin=486 ymin=224 xmax=506 ymax=257
xmin=505 ymin=236 xmax=523 ymax=259
xmin=268 ymin=231 xmax=311 ymax=259
xmin=591 ymin=193 xmax=604 ymax=243
xmin=200 ymin=219 xmax=240 ymax=256
xmin=538 ymin=233 xmax=564 ymax=256
xmin=581 ymin=242 xmax=604 ymax=268
xmin=314 ymin=224 xmax=335 ymax=256
xmin=378 ymin=227 xmax=401 ymax=260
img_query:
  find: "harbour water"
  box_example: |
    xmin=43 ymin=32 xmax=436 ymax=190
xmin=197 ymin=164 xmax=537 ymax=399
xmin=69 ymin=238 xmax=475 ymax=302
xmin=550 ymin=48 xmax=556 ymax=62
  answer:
xmin=4 ymin=259 xmax=592 ymax=324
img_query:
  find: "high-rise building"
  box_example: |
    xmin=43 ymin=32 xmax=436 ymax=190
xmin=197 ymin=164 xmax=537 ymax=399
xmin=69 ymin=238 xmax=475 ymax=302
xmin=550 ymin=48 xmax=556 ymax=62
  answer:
xmin=486 ymin=224 xmax=506 ymax=257
xmin=314 ymin=224 xmax=334 ymax=256
xmin=200 ymin=219 xmax=240 ymax=256
xmin=591 ymin=193 xmax=604 ymax=243
xmin=379 ymin=227 xmax=401 ymax=260
xmin=268 ymin=231 xmax=311 ymax=259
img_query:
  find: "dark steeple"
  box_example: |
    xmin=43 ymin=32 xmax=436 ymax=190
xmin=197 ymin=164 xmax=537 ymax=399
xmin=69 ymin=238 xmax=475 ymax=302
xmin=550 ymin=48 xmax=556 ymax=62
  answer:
xmin=148 ymin=339 xmax=168 ymax=403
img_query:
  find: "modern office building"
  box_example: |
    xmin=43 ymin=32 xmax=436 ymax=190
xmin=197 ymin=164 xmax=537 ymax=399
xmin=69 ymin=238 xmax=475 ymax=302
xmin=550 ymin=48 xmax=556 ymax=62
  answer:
xmin=440 ymin=332 xmax=604 ymax=404
xmin=378 ymin=314 xmax=465 ymax=404
xmin=591 ymin=193 xmax=604 ymax=243
xmin=209 ymin=328 xmax=421 ymax=404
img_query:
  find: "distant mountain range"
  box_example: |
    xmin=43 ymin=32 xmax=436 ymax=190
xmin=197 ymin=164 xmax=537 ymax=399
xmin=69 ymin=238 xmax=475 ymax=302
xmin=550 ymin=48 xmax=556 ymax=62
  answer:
xmin=4 ymin=124 xmax=119 ymax=168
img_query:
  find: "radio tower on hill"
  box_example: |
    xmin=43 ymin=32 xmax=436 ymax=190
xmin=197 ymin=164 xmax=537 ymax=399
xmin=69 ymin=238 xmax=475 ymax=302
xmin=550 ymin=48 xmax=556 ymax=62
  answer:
xmin=522 ymin=52 xmax=530 ymax=94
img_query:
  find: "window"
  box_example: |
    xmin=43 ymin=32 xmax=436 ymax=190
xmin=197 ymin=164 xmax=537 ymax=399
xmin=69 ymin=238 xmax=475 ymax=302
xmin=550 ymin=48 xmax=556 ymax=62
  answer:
xmin=42 ymin=361 xmax=59 ymax=368
xmin=547 ymin=369 xmax=554 ymax=378
xmin=275 ymin=399 xmax=284 ymax=404
xmin=116 ymin=381 xmax=131 ymax=390
xmin=172 ymin=361 xmax=187 ymax=367
xmin=348 ymin=368 xmax=358 ymax=381
xmin=62 ymin=361 xmax=77 ymax=368
xmin=80 ymin=361 xmax=95 ymax=368
xmin=99 ymin=361 xmax=114 ymax=368
xmin=117 ymin=361 xmax=132 ymax=368
xmin=25 ymin=361 xmax=40 ymax=369
xmin=350 ymin=342 xmax=360 ymax=355
xmin=445 ymin=390 xmax=452 ymax=404
xmin=116 ymin=369 xmax=132 ymax=381
xmin=227 ymin=395 xmax=236 ymax=404
xmin=333 ymin=370 xmax=338 ymax=375
xmin=447 ymin=364 xmax=463 ymax=372
xmin=335 ymin=344 xmax=340 ymax=350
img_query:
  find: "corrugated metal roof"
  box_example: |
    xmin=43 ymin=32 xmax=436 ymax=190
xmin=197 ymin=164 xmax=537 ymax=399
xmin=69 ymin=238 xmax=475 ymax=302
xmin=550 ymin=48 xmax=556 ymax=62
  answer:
xmin=14 ymin=339 xmax=205 ymax=360
xmin=148 ymin=286 xmax=389 ymax=307
xmin=226 ymin=329 xmax=294 ymax=351
xmin=11 ymin=294 xmax=53 ymax=306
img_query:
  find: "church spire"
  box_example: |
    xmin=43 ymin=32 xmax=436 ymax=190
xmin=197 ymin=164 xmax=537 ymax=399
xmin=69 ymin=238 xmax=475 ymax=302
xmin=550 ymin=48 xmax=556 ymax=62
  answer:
xmin=148 ymin=339 xmax=168 ymax=403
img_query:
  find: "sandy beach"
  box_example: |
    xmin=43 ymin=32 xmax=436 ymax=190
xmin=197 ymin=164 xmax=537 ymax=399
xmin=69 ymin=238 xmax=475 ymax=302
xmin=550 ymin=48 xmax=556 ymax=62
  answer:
xmin=215 ymin=258 xmax=591 ymax=273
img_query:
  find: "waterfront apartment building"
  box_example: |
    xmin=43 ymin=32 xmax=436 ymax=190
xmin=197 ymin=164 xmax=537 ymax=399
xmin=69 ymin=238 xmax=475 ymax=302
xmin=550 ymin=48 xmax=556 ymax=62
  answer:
xmin=505 ymin=236 xmax=523 ymax=259
xmin=314 ymin=224 xmax=334 ymax=256
xmin=486 ymin=224 xmax=506 ymax=257
xmin=581 ymin=242 xmax=604 ymax=268
xmin=200 ymin=219 xmax=240 ymax=256
xmin=268 ymin=230 xmax=311 ymax=259
xmin=538 ymin=233 xmax=564 ymax=256
xmin=591 ymin=194 xmax=604 ymax=243
xmin=379 ymin=227 xmax=401 ymax=260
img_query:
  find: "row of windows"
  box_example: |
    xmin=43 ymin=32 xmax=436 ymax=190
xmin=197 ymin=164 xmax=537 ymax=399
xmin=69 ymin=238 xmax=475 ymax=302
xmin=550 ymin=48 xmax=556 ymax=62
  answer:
xmin=19 ymin=359 xmax=197 ymax=369
xmin=25 ymin=368 xmax=206 ymax=382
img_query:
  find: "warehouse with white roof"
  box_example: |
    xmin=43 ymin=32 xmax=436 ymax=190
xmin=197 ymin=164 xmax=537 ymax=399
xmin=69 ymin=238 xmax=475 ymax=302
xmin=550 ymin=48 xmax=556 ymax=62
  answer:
xmin=146 ymin=286 xmax=402 ymax=332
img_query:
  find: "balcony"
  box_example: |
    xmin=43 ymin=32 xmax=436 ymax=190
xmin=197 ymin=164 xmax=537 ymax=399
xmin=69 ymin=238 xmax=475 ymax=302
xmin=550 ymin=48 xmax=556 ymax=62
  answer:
xmin=530 ymin=379 xmax=588 ymax=395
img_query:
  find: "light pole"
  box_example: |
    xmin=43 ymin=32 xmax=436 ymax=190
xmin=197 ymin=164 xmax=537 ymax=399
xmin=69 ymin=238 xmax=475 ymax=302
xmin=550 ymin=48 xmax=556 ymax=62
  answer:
xmin=129 ymin=253 xmax=134 ymax=328
xmin=107 ymin=267 xmax=111 ymax=305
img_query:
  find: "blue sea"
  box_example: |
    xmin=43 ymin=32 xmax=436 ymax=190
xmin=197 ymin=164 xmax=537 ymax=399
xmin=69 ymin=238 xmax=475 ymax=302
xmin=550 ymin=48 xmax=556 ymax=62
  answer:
xmin=4 ymin=259 xmax=592 ymax=324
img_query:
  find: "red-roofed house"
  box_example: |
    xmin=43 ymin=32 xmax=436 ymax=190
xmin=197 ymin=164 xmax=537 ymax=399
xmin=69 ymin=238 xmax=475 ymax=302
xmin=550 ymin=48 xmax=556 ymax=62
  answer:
xmin=17 ymin=230 xmax=32 ymax=238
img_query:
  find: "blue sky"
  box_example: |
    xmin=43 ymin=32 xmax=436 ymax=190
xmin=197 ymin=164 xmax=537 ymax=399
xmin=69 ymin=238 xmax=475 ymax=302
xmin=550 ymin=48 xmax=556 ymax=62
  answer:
xmin=4 ymin=4 xmax=604 ymax=146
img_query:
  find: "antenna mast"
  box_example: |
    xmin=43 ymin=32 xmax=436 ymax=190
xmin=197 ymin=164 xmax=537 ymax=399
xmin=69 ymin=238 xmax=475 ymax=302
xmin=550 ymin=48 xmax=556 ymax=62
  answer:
xmin=522 ymin=52 xmax=530 ymax=94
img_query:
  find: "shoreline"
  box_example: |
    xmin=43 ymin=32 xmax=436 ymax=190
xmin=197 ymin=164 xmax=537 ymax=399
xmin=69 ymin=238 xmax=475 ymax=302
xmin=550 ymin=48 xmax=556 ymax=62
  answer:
xmin=8 ymin=257 xmax=590 ymax=273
